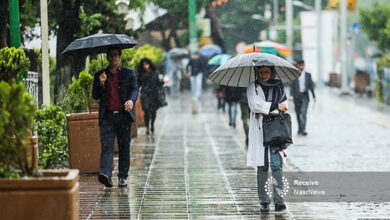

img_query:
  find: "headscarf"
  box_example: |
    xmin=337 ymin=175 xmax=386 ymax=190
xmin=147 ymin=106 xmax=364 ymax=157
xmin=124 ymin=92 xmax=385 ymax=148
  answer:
xmin=254 ymin=66 xmax=281 ymax=87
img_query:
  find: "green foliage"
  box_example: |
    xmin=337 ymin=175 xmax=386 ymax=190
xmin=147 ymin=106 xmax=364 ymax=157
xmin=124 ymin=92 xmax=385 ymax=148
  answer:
xmin=360 ymin=3 xmax=390 ymax=51
xmin=61 ymin=76 xmax=88 ymax=113
xmin=87 ymin=57 xmax=108 ymax=75
xmin=0 ymin=80 xmax=37 ymax=177
xmin=122 ymin=44 xmax=164 ymax=70
xmin=35 ymin=105 xmax=68 ymax=169
xmin=0 ymin=47 xmax=30 ymax=82
xmin=77 ymin=7 xmax=102 ymax=38
xmin=376 ymin=54 xmax=390 ymax=102
xmin=61 ymin=71 xmax=94 ymax=113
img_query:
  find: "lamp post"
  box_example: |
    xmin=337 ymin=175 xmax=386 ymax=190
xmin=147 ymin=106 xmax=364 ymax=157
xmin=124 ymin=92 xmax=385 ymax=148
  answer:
xmin=40 ymin=0 xmax=50 ymax=105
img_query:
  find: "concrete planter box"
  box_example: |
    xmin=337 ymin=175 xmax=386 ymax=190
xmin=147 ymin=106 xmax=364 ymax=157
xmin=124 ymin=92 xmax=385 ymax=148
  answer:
xmin=0 ymin=169 xmax=79 ymax=220
xmin=67 ymin=112 xmax=137 ymax=173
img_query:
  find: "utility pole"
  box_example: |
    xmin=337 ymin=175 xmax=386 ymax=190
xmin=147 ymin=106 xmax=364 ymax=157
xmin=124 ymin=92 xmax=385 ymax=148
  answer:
xmin=286 ymin=0 xmax=293 ymax=62
xmin=340 ymin=0 xmax=348 ymax=93
xmin=40 ymin=0 xmax=50 ymax=105
xmin=188 ymin=0 xmax=198 ymax=55
xmin=8 ymin=0 xmax=23 ymax=82
xmin=315 ymin=0 xmax=322 ymax=86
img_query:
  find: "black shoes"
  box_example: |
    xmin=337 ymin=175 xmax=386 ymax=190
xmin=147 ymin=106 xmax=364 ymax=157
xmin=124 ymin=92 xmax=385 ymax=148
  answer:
xmin=98 ymin=173 xmax=113 ymax=188
xmin=298 ymin=130 xmax=308 ymax=136
xmin=118 ymin=178 xmax=128 ymax=187
xmin=151 ymin=125 xmax=154 ymax=134
xmin=260 ymin=202 xmax=270 ymax=213
xmin=275 ymin=201 xmax=287 ymax=211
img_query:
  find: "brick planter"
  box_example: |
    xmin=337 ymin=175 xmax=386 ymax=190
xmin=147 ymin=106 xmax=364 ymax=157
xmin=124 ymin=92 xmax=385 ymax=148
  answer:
xmin=0 ymin=169 xmax=79 ymax=220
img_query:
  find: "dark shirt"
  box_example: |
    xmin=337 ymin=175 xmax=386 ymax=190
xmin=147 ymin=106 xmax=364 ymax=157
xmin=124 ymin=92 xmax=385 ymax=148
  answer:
xmin=186 ymin=58 xmax=206 ymax=76
xmin=107 ymin=66 xmax=123 ymax=111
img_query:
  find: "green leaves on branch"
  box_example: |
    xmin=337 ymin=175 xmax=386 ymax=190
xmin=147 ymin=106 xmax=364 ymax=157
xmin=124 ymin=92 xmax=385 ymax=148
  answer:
xmin=0 ymin=47 xmax=30 ymax=82
xmin=61 ymin=71 xmax=94 ymax=113
xmin=360 ymin=3 xmax=390 ymax=51
xmin=35 ymin=105 xmax=68 ymax=169
xmin=121 ymin=44 xmax=164 ymax=70
xmin=0 ymin=80 xmax=36 ymax=177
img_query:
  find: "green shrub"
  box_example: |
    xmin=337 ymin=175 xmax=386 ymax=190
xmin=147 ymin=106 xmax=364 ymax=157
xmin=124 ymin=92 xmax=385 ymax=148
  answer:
xmin=376 ymin=54 xmax=390 ymax=102
xmin=0 ymin=80 xmax=36 ymax=177
xmin=61 ymin=70 xmax=94 ymax=113
xmin=121 ymin=44 xmax=164 ymax=70
xmin=0 ymin=47 xmax=30 ymax=82
xmin=87 ymin=56 xmax=108 ymax=75
xmin=35 ymin=105 xmax=68 ymax=169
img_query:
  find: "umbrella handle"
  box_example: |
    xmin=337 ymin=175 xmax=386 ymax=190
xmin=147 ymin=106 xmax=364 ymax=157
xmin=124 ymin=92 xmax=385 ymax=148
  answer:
xmin=100 ymin=54 xmax=104 ymax=69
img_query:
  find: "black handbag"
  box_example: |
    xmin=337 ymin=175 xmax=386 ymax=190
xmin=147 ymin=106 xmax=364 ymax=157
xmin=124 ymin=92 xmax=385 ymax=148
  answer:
xmin=157 ymin=86 xmax=167 ymax=107
xmin=263 ymin=112 xmax=293 ymax=147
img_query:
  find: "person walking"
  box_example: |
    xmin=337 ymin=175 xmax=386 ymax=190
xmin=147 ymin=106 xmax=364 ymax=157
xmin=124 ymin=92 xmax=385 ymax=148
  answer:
xmin=167 ymin=58 xmax=184 ymax=98
xmin=225 ymin=86 xmax=242 ymax=127
xmin=238 ymin=87 xmax=250 ymax=146
xmin=247 ymin=65 xmax=288 ymax=213
xmin=290 ymin=60 xmax=316 ymax=136
xmin=215 ymin=85 xmax=226 ymax=112
xmin=186 ymin=52 xmax=207 ymax=114
xmin=137 ymin=58 xmax=164 ymax=135
xmin=92 ymin=47 xmax=138 ymax=188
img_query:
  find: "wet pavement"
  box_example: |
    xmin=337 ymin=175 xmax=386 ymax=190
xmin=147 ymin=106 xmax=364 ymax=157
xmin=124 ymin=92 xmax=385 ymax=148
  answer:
xmin=79 ymin=87 xmax=390 ymax=219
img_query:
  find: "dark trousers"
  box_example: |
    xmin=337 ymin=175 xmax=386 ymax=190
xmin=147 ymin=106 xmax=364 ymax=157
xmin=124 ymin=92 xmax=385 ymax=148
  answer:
xmin=99 ymin=112 xmax=132 ymax=179
xmin=293 ymin=93 xmax=309 ymax=133
xmin=144 ymin=109 xmax=157 ymax=130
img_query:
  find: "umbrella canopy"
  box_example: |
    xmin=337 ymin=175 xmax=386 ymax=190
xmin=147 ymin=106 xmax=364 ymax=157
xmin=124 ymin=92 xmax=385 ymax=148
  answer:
xmin=208 ymin=54 xmax=231 ymax=66
xmin=198 ymin=44 xmax=222 ymax=58
xmin=243 ymin=41 xmax=291 ymax=57
xmin=61 ymin=33 xmax=138 ymax=55
xmin=168 ymin=48 xmax=188 ymax=59
xmin=208 ymin=53 xmax=300 ymax=87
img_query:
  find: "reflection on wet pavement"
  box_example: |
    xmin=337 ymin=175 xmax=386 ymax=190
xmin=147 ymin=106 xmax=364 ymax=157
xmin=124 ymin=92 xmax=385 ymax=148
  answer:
xmin=79 ymin=88 xmax=390 ymax=219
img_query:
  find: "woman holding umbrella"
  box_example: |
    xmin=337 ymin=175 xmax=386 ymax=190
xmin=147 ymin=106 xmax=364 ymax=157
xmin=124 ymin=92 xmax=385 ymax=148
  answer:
xmin=137 ymin=58 xmax=164 ymax=135
xmin=209 ymin=53 xmax=300 ymax=213
xmin=247 ymin=66 xmax=288 ymax=213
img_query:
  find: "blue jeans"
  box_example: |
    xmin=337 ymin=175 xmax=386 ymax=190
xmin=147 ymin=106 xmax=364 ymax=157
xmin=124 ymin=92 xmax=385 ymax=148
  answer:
xmin=257 ymin=146 xmax=284 ymax=204
xmin=228 ymin=102 xmax=238 ymax=124
xmin=190 ymin=73 xmax=203 ymax=98
xmin=99 ymin=112 xmax=132 ymax=179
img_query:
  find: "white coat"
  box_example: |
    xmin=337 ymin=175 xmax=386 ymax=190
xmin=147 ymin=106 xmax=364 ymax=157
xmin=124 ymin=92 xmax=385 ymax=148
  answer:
xmin=246 ymin=81 xmax=288 ymax=167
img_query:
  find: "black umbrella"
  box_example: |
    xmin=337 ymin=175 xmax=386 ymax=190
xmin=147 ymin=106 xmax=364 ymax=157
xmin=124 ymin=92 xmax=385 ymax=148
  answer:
xmin=61 ymin=33 xmax=138 ymax=56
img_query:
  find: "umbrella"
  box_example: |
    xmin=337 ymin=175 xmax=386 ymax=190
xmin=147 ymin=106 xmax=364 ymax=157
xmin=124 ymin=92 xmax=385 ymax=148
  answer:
xmin=168 ymin=48 xmax=188 ymax=59
xmin=61 ymin=33 xmax=138 ymax=55
xmin=243 ymin=41 xmax=291 ymax=57
xmin=198 ymin=44 xmax=222 ymax=58
xmin=208 ymin=53 xmax=300 ymax=87
xmin=208 ymin=54 xmax=231 ymax=66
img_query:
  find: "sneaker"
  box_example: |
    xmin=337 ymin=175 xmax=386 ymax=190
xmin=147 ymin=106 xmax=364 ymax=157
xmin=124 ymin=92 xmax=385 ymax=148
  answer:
xmin=260 ymin=202 xmax=270 ymax=213
xmin=98 ymin=173 xmax=113 ymax=188
xmin=275 ymin=201 xmax=286 ymax=211
xmin=118 ymin=178 xmax=128 ymax=187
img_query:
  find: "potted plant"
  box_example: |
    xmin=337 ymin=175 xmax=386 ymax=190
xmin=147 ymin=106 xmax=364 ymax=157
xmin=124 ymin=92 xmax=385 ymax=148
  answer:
xmin=0 ymin=47 xmax=79 ymax=220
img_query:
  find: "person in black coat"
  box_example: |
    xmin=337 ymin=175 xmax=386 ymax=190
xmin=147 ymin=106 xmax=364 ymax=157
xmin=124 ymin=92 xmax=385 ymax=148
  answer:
xmin=290 ymin=60 xmax=316 ymax=136
xmin=92 ymin=47 xmax=138 ymax=188
xmin=225 ymin=86 xmax=243 ymax=127
xmin=137 ymin=58 xmax=164 ymax=135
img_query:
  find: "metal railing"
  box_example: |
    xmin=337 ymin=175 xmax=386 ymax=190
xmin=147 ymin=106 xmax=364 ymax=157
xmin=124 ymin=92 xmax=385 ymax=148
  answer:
xmin=24 ymin=71 xmax=39 ymax=105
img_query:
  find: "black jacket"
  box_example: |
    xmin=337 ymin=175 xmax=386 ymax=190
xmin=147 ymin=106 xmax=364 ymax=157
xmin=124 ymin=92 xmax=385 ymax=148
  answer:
xmin=92 ymin=66 xmax=138 ymax=125
xmin=290 ymin=71 xmax=316 ymax=100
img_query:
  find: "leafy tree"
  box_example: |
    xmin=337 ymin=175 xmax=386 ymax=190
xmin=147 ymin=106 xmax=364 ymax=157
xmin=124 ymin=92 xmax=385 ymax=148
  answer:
xmin=360 ymin=3 xmax=390 ymax=51
xmin=0 ymin=47 xmax=30 ymax=82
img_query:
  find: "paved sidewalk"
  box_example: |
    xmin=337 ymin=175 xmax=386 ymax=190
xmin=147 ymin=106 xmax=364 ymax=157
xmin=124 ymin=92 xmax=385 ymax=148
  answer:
xmin=79 ymin=87 xmax=390 ymax=219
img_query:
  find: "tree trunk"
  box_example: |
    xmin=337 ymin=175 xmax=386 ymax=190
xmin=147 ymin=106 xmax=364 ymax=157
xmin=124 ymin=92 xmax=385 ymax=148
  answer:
xmin=160 ymin=28 xmax=171 ymax=51
xmin=0 ymin=0 xmax=9 ymax=48
xmin=54 ymin=0 xmax=85 ymax=102
xmin=205 ymin=4 xmax=225 ymax=52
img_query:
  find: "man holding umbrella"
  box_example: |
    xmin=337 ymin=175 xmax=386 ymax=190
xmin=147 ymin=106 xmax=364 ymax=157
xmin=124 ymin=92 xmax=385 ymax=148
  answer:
xmin=92 ymin=47 xmax=138 ymax=188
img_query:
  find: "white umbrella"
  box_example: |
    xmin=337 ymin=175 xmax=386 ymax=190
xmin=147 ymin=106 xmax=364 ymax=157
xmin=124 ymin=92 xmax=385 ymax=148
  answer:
xmin=208 ymin=53 xmax=300 ymax=87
